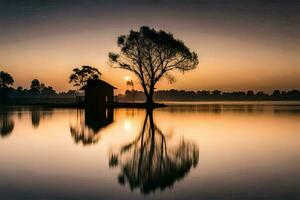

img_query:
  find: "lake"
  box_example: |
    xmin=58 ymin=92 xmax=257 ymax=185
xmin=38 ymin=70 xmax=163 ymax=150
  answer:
xmin=1 ymin=102 xmax=300 ymax=200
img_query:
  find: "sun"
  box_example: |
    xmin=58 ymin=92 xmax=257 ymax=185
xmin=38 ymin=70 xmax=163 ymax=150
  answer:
xmin=124 ymin=120 xmax=132 ymax=132
xmin=124 ymin=76 xmax=131 ymax=81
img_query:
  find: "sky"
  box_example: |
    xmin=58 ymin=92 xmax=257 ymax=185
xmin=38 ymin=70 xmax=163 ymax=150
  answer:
xmin=0 ymin=0 xmax=299 ymax=94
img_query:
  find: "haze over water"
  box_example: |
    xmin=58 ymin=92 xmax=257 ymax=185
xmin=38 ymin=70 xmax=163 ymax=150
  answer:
xmin=1 ymin=102 xmax=300 ymax=200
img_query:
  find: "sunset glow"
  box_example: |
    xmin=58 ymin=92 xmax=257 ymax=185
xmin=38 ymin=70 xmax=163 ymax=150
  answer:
xmin=1 ymin=1 xmax=300 ymax=199
xmin=0 ymin=1 xmax=299 ymax=94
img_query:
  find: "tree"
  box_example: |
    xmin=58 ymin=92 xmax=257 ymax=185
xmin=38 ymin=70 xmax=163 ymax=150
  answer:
xmin=126 ymin=80 xmax=135 ymax=102
xmin=0 ymin=71 xmax=14 ymax=89
xmin=212 ymin=90 xmax=221 ymax=96
xmin=30 ymin=79 xmax=40 ymax=95
xmin=17 ymin=86 xmax=23 ymax=92
xmin=69 ymin=65 xmax=101 ymax=88
xmin=109 ymin=26 xmax=199 ymax=106
xmin=41 ymin=86 xmax=57 ymax=96
xmin=272 ymin=90 xmax=281 ymax=96
xmin=247 ymin=90 xmax=254 ymax=96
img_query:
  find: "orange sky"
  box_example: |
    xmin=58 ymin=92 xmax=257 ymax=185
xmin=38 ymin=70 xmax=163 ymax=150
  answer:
xmin=0 ymin=1 xmax=299 ymax=94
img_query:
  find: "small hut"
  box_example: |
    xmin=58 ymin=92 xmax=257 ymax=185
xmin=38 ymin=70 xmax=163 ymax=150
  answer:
xmin=80 ymin=79 xmax=117 ymax=108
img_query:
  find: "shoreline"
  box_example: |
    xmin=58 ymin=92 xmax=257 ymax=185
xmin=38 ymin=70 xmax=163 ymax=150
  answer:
xmin=0 ymin=102 xmax=167 ymax=109
xmin=1 ymin=100 xmax=300 ymax=109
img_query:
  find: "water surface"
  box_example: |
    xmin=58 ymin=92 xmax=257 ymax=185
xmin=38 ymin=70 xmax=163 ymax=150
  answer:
xmin=0 ymin=103 xmax=300 ymax=200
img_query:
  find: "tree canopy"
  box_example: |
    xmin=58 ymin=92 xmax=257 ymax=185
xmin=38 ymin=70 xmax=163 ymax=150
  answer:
xmin=69 ymin=65 xmax=101 ymax=88
xmin=109 ymin=26 xmax=198 ymax=105
xmin=0 ymin=71 xmax=14 ymax=89
xmin=29 ymin=79 xmax=40 ymax=95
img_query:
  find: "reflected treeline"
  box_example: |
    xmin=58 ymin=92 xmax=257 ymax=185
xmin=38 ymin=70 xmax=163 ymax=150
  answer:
xmin=70 ymin=109 xmax=114 ymax=146
xmin=109 ymin=109 xmax=199 ymax=194
xmin=161 ymin=104 xmax=300 ymax=115
xmin=30 ymin=107 xmax=53 ymax=128
xmin=0 ymin=106 xmax=54 ymax=139
xmin=165 ymin=104 xmax=264 ymax=114
xmin=0 ymin=112 xmax=14 ymax=138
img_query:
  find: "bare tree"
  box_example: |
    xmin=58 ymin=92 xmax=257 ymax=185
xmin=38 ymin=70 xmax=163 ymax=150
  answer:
xmin=109 ymin=26 xmax=199 ymax=106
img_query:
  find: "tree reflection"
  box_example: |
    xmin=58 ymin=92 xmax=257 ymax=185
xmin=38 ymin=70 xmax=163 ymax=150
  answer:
xmin=0 ymin=112 xmax=14 ymax=138
xmin=30 ymin=108 xmax=53 ymax=128
xmin=109 ymin=109 xmax=199 ymax=194
xmin=70 ymin=109 xmax=114 ymax=145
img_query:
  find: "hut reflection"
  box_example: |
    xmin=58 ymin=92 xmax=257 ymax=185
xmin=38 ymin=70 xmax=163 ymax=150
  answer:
xmin=70 ymin=109 xmax=114 ymax=145
xmin=109 ymin=109 xmax=199 ymax=194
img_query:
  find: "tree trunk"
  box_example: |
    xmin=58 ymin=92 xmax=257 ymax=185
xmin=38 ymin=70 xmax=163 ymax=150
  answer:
xmin=146 ymin=95 xmax=153 ymax=106
xmin=146 ymin=90 xmax=154 ymax=107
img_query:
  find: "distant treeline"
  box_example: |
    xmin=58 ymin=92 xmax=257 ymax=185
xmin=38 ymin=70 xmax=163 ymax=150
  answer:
xmin=1 ymin=78 xmax=300 ymax=104
xmin=4 ymin=87 xmax=80 ymax=98
xmin=117 ymin=89 xmax=300 ymax=102
xmin=0 ymin=78 xmax=81 ymax=105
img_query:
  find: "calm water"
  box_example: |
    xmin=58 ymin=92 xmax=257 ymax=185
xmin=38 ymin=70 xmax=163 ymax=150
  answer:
xmin=0 ymin=103 xmax=300 ymax=200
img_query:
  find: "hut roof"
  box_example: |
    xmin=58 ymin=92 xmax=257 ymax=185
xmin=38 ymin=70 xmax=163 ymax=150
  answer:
xmin=80 ymin=79 xmax=117 ymax=90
